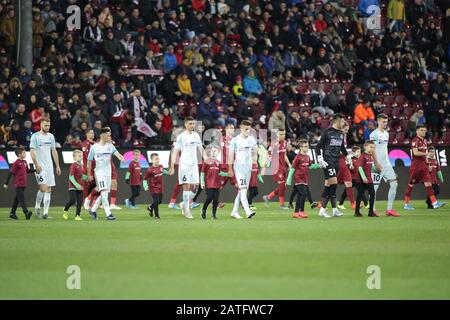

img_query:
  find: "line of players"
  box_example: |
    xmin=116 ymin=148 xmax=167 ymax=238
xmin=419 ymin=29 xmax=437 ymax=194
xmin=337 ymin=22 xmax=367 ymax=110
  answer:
xmin=3 ymin=113 xmax=445 ymax=220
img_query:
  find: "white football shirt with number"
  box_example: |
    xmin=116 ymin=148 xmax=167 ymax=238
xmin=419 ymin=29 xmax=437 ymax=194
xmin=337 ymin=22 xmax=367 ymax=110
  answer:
xmin=87 ymin=142 xmax=117 ymax=177
xmin=230 ymin=135 xmax=257 ymax=169
xmin=175 ymin=131 xmax=202 ymax=167
xmin=30 ymin=132 xmax=56 ymax=169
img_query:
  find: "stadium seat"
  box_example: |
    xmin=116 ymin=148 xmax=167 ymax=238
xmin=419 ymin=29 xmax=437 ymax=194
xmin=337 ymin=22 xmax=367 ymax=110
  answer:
xmin=389 ymin=132 xmax=397 ymax=143
xmin=298 ymin=83 xmax=309 ymax=93
xmin=391 ymin=108 xmax=402 ymax=119
xmin=403 ymin=107 xmax=415 ymax=119
xmin=383 ymin=107 xmax=393 ymax=116
xmin=442 ymin=132 xmax=450 ymax=145
xmin=383 ymin=96 xmax=395 ymax=105
xmin=395 ymin=96 xmax=406 ymax=105
xmin=400 ymin=119 xmax=409 ymax=131
xmin=432 ymin=135 xmax=443 ymax=145
xmin=396 ymin=132 xmax=406 ymax=145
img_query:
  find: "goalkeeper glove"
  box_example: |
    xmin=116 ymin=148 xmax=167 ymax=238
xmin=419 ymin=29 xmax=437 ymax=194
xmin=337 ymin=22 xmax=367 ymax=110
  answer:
xmin=317 ymin=155 xmax=328 ymax=168
xmin=257 ymin=174 xmax=264 ymax=184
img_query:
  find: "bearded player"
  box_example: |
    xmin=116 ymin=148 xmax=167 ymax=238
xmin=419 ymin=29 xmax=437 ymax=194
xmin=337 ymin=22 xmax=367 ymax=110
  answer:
xmin=168 ymin=117 xmax=205 ymax=219
xmin=30 ymin=117 xmax=61 ymax=219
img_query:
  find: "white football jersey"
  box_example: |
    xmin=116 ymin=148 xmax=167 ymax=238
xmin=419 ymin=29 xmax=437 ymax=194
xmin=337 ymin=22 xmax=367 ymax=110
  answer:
xmin=175 ymin=131 xmax=202 ymax=166
xmin=370 ymin=129 xmax=390 ymax=166
xmin=30 ymin=132 xmax=56 ymax=169
xmin=87 ymin=142 xmax=117 ymax=176
xmin=230 ymin=134 xmax=257 ymax=167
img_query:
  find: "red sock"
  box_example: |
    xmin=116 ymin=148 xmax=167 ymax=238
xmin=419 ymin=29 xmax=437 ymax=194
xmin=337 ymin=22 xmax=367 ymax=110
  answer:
xmin=278 ymin=183 xmax=286 ymax=205
xmin=83 ymin=182 xmax=89 ymax=200
xmin=404 ymin=185 xmax=413 ymax=204
xmin=268 ymin=188 xmax=279 ymax=200
xmin=426 ymin=186 xmax=436 ymax=203
xmin=346 ymin=187 xmax=355 ymax=204
xmin=88 ymin=189 xmax=99 ymax=201
xmin=110 ymin=189 xmax=117 ymax=205
xmin=171 ymin=184 xmax=181 ymax=202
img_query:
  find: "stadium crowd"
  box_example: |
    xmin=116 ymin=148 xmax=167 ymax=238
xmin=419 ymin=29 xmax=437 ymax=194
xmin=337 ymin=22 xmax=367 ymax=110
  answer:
xmin=0 ymin=0 xmax=449 ymax=149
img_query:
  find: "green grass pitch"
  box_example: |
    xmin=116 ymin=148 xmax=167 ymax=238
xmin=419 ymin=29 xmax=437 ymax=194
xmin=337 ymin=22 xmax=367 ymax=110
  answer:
xmin=0 ymin=200 xmax=449 ymax=300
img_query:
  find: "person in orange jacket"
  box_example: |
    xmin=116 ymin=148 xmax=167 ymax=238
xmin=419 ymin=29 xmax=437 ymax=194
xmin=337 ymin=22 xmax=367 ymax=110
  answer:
xmin=354 ymin=98 xmax=375 ymax=126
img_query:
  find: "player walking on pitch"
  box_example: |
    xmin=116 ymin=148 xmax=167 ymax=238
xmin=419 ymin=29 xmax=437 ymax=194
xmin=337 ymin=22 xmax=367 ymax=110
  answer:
xmin=404 ymin=125 xmax=445 ymax=210
xmin=87 ymin=127 xmax=125 ymax=220
xmin=228 ymin=120 xmax=257 ymax=219
xmin=369 ymin=113 xmax=400 ymax=217
xmin=263 ymin=129 xmax=291 ymax=209
xmin=169 ymin=117 xmax=205 ymax=219
xmin=30 ymin=117 xmax=61 ymax=219
xmin=316 ymin=114 xmax=352 ymax=218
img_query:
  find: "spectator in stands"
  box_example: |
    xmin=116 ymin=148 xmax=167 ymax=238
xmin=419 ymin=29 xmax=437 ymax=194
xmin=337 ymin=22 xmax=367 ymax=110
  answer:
xmin=0 ymin=0 xmax=447 ymax=150
xmin=401 ymin=71 xmax=426 ymax=102
xmin=0 ymin=103 xmax=10 ymax=127
xmin=425 ymin=92 xmax=446 ymax=138
xmin=163 ymin=45 xmax=177 ymax=73
xmin=177 ymin=73 xmax=193 ymax=98
xmin=407 ymin=109 xmax=426 ymax=138
xmin=12 ymin=103 xmax=27 ymax=128
xmin=326 ymin=84 xmax=348 ymax=115
xmin=311 ymin=84 xmax=333 ymax=116
xmin=268 ymin=110 xmax=286 ymax=132
xmin=54 ymin=107 xmax=72 ymax=144
xmin=354 ymin=98 xmax=375 ymax=127
xmin=387 ymin=0 xmax=406 ymax=32
xmin=287 ymin=110 xmax=301 ymax=140
xmin=243 ymin=68 xmax=263 ymax=96
xmin=0 ymin=7 xmax=16 ymax=58
xmin=335 ymin=51 xmax=353 ymax=81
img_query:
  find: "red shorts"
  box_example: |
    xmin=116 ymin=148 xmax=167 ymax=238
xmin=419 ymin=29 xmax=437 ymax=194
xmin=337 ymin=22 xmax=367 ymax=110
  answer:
xmin=273 ymin=170 xmax=287 ymax=183
xmin=221 ymin=175 xmax=236 ymax=187
xmin=337 ymin=165 xmax=352 ymax=184
xmin=408 ymin=167 xmax=431 ymax=184
xmin=220 ymin=165 xmax=236 ymax=187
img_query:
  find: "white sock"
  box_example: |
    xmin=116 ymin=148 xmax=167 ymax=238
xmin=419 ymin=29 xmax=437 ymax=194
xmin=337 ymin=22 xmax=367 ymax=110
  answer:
xmin=101 ymin=191 xmax=111 ymax=216
xmin=232 ymin=192 xmax=240 ymax=213
xmin=373 ymin=183 xmax=380 ymax=210
xmin=43 ymin=193 xmax=51 ymax=215
xmin=239 ymin=189 xmax=252 ymax=216
xmin=35 ymin=190 xmax=44 ymax=209
xmin=387 ymin=181 xmax=398 ymax=210
xmin=183 ymin=191 xmax=191 ymax=215
xmin=332 ymin=207 xmax=339 ymax=213
xmin=91 ymin=195 xmax=102 ymax=212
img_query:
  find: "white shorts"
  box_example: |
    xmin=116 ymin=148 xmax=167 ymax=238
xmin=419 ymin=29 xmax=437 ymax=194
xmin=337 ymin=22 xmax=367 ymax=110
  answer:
xmin=35 ymin=168 xmax=55 ymax=187
xmin=373 ymin=165 xmax=397 ymax=185
xmin=178 ymin=165 xmax=199 ymax=185
xmin=95 ymin=174 xmax=112 ymax=192
xmin=234 ymin=166 xmax=251 ymax=189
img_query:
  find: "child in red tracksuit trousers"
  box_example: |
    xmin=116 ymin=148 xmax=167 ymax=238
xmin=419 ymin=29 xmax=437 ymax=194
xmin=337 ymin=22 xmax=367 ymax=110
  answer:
xmin=144 ymin=153 xmax=168 ymax=219
xmin=3 ymin=147 xmax=34 ymax=220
